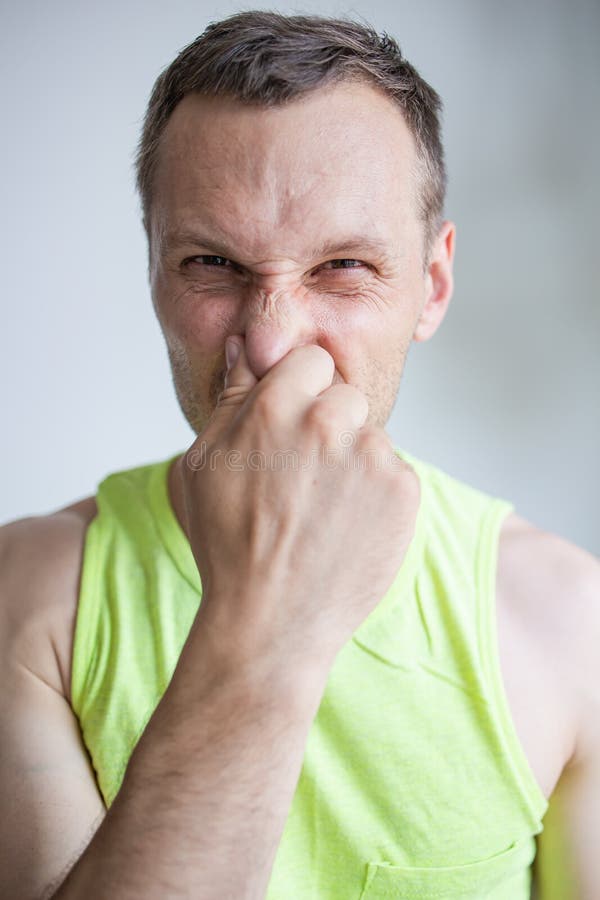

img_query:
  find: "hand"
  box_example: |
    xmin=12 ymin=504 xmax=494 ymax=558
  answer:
xmin=178 ymin=335 xmax=420 ymax=682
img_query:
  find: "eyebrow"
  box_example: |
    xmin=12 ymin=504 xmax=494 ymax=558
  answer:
xmin=312 ymin=235 xmax=390 ymax=259
xmin=162 ymin=229 xmax=390 ymax=262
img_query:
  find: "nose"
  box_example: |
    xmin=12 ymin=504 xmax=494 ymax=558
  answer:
xmin=240 ymin=287 xmax=317 ymax=380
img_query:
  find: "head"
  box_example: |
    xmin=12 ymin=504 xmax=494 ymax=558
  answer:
xmin=134 ymin=11 xmax=455 ymax=433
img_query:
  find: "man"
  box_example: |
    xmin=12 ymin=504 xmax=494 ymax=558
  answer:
xmin=1 ymin=10 xmax=598 ymax=900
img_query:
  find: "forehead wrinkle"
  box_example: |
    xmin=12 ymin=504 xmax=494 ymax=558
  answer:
xmin=156 ymin=126 xmax=414 ymax=267
xmin=169 ymin=117 xmax=398 ymax=227
xmin=154 ymin=79 xmax=419 ymax=221
xmin=158 ymin=115 xmax=411 ymax=252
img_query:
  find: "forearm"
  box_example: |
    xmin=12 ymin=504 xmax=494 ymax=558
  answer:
xmin=52 ymin=613 xmax=326 ymax=900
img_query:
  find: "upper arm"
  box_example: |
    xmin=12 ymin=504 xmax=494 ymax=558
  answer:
xmin=533 ymin=745 xmax=600 ymax=899
xmin=532 ymin=547 xmax=600 ymax=900
xmin=0 ymin=515 xmax=106 ymax=900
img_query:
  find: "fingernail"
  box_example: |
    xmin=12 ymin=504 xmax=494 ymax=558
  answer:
xmin=225 ymin=336 xmax=241 ymax=370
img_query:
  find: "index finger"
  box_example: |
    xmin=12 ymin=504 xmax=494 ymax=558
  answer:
xmin=255 ymin=343 xmax=336 ymax=400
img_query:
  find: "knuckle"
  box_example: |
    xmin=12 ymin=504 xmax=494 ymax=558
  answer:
xmin=330 ymin=383 xmax=369 ymax=421
xmin=390 ymin=463 xmax=421 ymax=501
xmin=304 ymin=402 xmax=339 ymax=440
xmin=252 ymin=384 xmax=285 ymax=419
xmin=356 ymin=424 xmax=385 ymax=450
xmin=216 ymin=384 xmax=250 ymax=407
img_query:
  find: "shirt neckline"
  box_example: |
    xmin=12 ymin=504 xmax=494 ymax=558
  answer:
xmin=146 ymin=447 xmax=427 ymax=633
xmin=148 ymin=451 xmax=201 ymax=593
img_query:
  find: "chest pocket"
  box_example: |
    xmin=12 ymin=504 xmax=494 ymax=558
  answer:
xmin=358 ymin=836 xmax=535 ymax=899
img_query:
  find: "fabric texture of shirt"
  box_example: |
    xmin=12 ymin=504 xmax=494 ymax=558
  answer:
xmin=71 ymin=448 xmax=549 ymax=899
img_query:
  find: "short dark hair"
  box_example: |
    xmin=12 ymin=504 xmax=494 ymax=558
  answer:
xmin=134 ymin=10 xmax=447 ymax=270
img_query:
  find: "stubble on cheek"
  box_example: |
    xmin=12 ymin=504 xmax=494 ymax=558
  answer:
xmin=166 ymin=338 xmax=226 ymax=435
xmin=359 ymin=341 xmax=410 ymax=429
xmin=168 ymin=328 xmax=409 ymax=436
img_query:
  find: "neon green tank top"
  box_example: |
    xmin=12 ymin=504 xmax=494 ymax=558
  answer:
xmin=71 ymin=448 xmax=548 ymax=899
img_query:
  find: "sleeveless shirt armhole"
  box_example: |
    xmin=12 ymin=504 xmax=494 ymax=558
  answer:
xmin=70 ymin=506 xmax=103 ymax=721
xmin=476 ymin=497 xmax=549 ymax=827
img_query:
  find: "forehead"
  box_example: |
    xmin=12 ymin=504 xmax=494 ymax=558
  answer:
xmin=151 ymin=80 xmax=420 ymax=256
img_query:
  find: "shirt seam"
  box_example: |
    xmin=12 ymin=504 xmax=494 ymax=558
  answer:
xmin=476 ymin=496 xmax=549 ymax=825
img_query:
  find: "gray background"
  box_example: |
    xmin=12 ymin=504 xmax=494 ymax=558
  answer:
xmin=1 ymin=0 xmax=599 ymax=556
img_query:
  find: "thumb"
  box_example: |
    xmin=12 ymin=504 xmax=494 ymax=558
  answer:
xmin=209 ymin=335 xmax=258 ymax=431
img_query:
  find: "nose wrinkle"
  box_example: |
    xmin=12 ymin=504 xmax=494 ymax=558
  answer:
xmin=243 ymin=287 xmax=314 ymax=379
xmin=247 ymin=287 xmax=294 ymax=326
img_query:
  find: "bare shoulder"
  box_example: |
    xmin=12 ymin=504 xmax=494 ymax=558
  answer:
xmin=497 ymin=510 xmax=600 ymax=641
xmin=499 ymin=521 xmax=600 ymax=895
xmin=498 ymin=510 xmax=599 ymax=586
xmin=0 ymin=495 xmax=98 ymax=704
xmin=497 ymin=511 xmax=600 ymax=762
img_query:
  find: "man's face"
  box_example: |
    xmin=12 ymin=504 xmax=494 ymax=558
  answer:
xmin=149 ymin=79 xmax=453 ymax=433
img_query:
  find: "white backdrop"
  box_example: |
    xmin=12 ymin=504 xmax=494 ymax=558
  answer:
xmin=2 ymin=0 xmax=599 ymax=556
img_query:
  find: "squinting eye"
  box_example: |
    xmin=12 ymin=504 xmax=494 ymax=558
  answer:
xmin=186 ymin=255 xmax=232 ymax=267
xmin=322 ymin=259 xmax=364 ymax=270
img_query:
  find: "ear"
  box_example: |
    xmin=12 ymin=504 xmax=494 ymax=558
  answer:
xmin=413 ymin=220 xmax=456 ymax=343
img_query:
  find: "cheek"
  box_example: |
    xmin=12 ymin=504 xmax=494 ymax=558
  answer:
xmin=167 ymin=293 xmax=241 ymax=354
xmin=312 ymin=298 xmax=408 ymax=368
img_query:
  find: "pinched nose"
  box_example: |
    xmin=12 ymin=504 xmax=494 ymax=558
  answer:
xmin=239 ymin=289 xmax=319 ymax=380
